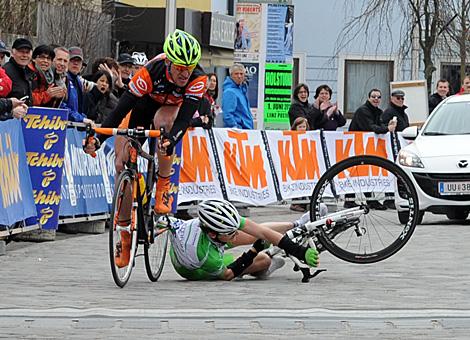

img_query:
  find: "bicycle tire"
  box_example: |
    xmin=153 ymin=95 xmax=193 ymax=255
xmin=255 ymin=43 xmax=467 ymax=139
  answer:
xmin=144 ymin=228 xmax=169 ymax=282
xmin=109 ymin=170 xmax=138 ymax=288
xmin=310 ymin=155 xmax=419 ymax=264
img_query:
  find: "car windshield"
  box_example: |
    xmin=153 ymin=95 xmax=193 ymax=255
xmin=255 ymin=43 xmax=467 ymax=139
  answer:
xmin=423 ymin=101 xmax=470 ymax=135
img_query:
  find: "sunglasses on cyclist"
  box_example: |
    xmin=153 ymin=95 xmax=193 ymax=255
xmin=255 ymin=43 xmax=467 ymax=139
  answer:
xmin=171 ymin=63 xmax=196 ymax=72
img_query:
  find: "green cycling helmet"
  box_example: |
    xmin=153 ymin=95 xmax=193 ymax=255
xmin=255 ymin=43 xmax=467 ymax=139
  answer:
xmin=163 ymin=29 xmax=202 ymax=66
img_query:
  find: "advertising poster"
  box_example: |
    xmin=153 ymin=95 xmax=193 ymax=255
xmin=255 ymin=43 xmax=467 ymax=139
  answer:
xmin=212 ymin=128 xmax=277 ymax=206
xmin=242 ymin=62 xmax=259 ymax=108
xmin=22 ymin=107 xmax=68 ymax=230
xmin=265 ymin=130 xmax=326 ymax=199
xmin=264 ymin=63 xmax=293 ymax=129
xmin=59 ymin=128 xmax=112 ymax=217
xmin=0 ymin=119 xmax=37 ymax=226
xmin=266 ymin=4 xmax=294 ymax=63
xmin=234 ymin=3 xmax=262 ymax=62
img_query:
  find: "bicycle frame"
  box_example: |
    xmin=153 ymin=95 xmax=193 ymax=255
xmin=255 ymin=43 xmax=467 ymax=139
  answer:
xmin=267 ymin=206 xmax=367 ymax=283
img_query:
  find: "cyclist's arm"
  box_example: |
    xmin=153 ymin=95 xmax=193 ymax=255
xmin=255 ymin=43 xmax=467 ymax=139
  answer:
xmin=98 ymin=67 xmax=153 ymax=142
xmin=166 ymin=75 xmax=208 ymax=148
xmin=241 ymin=219 xmax=284 ymax=245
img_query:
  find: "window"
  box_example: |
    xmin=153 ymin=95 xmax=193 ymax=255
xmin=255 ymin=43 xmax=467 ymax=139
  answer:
xmin=440 ymin=63 xmax=470 ymax=95
xmin=344 ymin=60 xmax=394 ymax=117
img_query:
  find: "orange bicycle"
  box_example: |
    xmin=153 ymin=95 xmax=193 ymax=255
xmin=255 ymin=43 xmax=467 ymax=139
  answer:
xmin=85 ymin=126 xmax=170 ymax=288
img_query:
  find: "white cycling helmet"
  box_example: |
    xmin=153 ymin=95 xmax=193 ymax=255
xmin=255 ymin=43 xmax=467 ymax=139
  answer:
xmin=132 ymin=52 xmax=148 ymax=66
xmin=198 ymin=199 xmax=241 ymax=234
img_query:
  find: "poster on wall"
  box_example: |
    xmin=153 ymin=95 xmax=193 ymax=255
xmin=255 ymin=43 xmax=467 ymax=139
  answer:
xmin=242 ymin=62 xmax=259 ymax=108
xmin=266 ymin=4 xmax=294 ymax=63
xmin=234 ymin=3 xmax=262 ymax=62
xmin=264 ymin=63 xmax=293 ymax=129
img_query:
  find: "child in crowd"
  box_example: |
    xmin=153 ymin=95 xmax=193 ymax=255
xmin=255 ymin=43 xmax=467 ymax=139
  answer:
xmin=289 ymin=117 xmax=310 ymax=212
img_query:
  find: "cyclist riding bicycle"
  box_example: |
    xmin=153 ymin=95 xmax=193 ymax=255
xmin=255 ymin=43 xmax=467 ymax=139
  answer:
xmin=84 ymin=29 xmax=207 ymax=215
xmin=165 ymin=199 xmax=319 ymax=281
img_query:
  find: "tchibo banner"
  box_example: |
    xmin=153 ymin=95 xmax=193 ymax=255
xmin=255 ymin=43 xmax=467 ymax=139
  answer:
xmin=0 ymin=119 xmax=36 ymax=225
xmin=60 ymin=128 xmax=112 ymax=216
xmin=22 ymin=107 xmax=68 ymax=230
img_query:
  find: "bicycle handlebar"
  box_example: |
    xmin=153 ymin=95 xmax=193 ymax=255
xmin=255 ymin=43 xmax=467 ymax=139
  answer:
xmin=94 ymin=127 xmax=162 ymax=138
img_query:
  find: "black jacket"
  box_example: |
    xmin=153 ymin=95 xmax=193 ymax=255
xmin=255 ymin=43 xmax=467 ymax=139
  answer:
xmin=83 ymin=87 xmax=119 ymax=124
xmin=0 ymin=98 xmax=13 ymax=120
xmin=349 ymin=100 xmax=388 ymax=134
xmin=312 ymin=103 xmax=347 ymax=131
xmin=3 ymin=58 xmax=34 ymax=106
xmin=428 ymin=92 xmax=445 ymax=114
xmin=190 ymin=95 xmax=213 ymax=129
xmin=382 ymin=103 xmax=409 ymax=132
xmin=288 ymin=99 xmax=312 ymax=127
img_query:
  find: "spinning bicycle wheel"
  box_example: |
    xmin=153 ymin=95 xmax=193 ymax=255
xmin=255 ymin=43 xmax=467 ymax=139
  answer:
xmin=109 ymin=170 xmax=138 ymax=288
xmin=144 ymin=218 xmax=169 ymax=282
xmin=310 ymin=155 xmax=419 ymax=264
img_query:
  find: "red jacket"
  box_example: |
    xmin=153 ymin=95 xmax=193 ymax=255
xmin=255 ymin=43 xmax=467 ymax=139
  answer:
xmin=28 ymin=63 xmax=54 ymax=106
xmin=0 ymin=67 xmax=12 ymax=97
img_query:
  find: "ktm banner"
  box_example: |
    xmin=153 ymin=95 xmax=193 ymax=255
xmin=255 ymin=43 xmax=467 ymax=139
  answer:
xmin=177 ymin=128 xmax=398 ymax=205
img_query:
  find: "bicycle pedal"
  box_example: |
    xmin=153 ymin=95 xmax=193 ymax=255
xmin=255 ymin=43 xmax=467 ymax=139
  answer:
xmin=300 ymin=268 xmax=327 ymax=283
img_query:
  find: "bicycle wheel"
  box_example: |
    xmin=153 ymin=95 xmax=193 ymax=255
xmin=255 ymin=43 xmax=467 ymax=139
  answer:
xmin=144 ymin=225 xmax=169 ymax=282
xmin=109 ymin=170 xmax=138 ymax=288
xmin=310 ymin=155 xmax=419 ymax=264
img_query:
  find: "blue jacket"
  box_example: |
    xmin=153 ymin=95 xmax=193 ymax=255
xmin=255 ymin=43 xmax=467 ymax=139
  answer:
xmin=222 ymin=76 xmax=253 ymax=129
xmin=62 ymin=72 xmax=87 ymax=122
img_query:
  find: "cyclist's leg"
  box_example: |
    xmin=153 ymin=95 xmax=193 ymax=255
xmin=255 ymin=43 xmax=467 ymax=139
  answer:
xmin=228 ymin=222 xmax=294 ymax=247
xmin=153 ymin=105 xmax=179 ymax=214
xmin=113 ymin=98 xmax=158 ymax=266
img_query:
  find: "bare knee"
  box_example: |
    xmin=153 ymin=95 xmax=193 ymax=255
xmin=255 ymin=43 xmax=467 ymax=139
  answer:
xmin=114 ymin=136 xmax=129 ymax=175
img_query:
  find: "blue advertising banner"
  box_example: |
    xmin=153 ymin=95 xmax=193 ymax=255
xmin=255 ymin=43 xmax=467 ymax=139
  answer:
xmin=59 ymin=128 xmax=112 ymax=217
xmin=266 ymin=4 xmax=294 ymax=63
xmin=0 ymin=119 xmax=37 ymax=225
xmin=170 ymin=140 xmax=183 ymax=213
xmin=22 ymin=107 xmax=68 ymax=230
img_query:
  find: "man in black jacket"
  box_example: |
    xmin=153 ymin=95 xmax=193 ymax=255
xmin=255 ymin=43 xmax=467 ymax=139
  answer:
xmin=347 ymin=88 xmax=397 ymax=210
xmin=3 ymin=38 xmax=34 ymax=106
xmin=349 ymin=88 xmax=396 ymax=133
xmin=428 ymin=79 xmax=449 ymax=114
xmin=382 ymin=89 xmax=410 ymax=132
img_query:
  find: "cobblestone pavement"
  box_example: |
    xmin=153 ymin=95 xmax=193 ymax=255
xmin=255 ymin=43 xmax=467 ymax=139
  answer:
xmin=1 ymin=205 xmax=469 ymax=339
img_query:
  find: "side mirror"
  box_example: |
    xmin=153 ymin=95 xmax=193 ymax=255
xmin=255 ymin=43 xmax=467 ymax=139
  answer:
xmin=401 ymin=126 xmax=419 ymax=140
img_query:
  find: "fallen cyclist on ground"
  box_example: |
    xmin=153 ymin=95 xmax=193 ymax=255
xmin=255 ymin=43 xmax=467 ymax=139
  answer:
xmin=164 ymin=199 xmax=319 ymax=281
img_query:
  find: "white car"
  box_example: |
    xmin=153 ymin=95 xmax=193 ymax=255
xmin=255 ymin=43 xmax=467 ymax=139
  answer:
xmin=397 ymin=94 xmax=470 ymax=223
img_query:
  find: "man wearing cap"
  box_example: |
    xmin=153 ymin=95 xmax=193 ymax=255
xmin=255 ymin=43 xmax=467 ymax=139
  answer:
xmin=115 ymin=53 xmax=135 ymax=97
xmin=3 ymin=38 xmax=34 ymax=106
xmin=382 ymin=89 xmax=410 ymax=132
xmin=64 ymin=46 xmax=94 ymax=123
xmin=0 ymin=40 xmax=12 ymax=97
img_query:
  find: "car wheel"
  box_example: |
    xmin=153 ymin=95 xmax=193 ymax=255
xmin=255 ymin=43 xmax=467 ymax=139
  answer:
xmin=398 ymin=210 xmax=424 ymax=225
xmin=446 ymin=209 xmax=469 ymax=221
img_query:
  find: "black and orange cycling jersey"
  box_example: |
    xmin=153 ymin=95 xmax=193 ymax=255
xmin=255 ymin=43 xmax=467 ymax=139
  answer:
xmin=98 ymin=53 xmax=207 ymax=148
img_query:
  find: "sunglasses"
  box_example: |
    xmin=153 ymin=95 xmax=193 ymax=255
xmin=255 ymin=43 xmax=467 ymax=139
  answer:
xmin=172 ymin=63 xmax=196 ymax=72
xmin=370 ymin=95 xmax=382 ymax=99
xmin=394 ymin=96 xmax=405 ymax=100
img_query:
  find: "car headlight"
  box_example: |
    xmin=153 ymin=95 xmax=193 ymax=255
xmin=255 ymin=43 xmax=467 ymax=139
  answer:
xmin=398 ymin=149 xmax=424 ymax=168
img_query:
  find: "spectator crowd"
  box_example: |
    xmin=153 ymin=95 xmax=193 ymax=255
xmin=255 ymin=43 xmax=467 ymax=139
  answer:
xmin=0 ymin=36 xmax=465 ymax=215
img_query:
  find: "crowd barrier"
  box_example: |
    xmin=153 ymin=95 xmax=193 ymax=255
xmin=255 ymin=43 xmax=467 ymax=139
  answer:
xmin=0 ymin=107 xmax=410 ymax=234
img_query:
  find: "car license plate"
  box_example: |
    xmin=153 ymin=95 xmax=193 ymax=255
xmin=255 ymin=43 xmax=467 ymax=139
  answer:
xmin=438 ymin=181 xmax=470 ymax=195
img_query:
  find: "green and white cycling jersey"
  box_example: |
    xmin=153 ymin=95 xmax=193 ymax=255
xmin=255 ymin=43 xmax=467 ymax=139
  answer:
xmin=168 ymin=217 xmax=241 ymax=281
